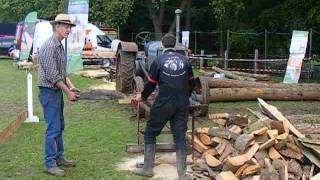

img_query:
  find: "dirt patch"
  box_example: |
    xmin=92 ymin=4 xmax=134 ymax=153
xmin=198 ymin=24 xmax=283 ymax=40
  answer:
xmin=89 ymin=82 xmax=116 ymax=90
xmin=117 ymin=152 xmax=193 ymax=180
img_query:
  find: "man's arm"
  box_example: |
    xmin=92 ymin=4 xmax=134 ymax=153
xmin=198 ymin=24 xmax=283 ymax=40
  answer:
xmin=141 ymin=61 xmax=159 ymax=100
xmin=136 ymin=60 xmax=159 ymax=101
xmin=56 ymin=80 xmax=78 ymax=101
xmin=66 ymin=77 xmax=80 ymax=92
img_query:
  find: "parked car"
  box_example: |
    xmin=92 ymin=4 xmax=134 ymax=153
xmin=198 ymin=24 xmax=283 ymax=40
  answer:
xmin=0 ymin=36 xmax=15 ymax=56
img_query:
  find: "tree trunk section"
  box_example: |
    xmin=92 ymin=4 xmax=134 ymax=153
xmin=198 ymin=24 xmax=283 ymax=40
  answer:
xmin=203 ymin=78 xmax=320 ymax=89
xmin=208 ymin=87 xmax=320 ymax=102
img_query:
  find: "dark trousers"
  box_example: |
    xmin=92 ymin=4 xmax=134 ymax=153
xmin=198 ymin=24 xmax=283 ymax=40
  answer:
xmin=144 ymin=96 xmax=189 ymax=150
xmin=39 ymin=87 xmax=65 ymax=168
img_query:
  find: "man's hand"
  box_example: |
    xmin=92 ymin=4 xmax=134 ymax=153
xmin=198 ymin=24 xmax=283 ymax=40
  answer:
xmin=134 ymin=93 xmax=142 ymax=102
xmin=70 ymin=87 xmax=81 ymax=93
xmin=67 ymin=90 xmax=79 ymax=101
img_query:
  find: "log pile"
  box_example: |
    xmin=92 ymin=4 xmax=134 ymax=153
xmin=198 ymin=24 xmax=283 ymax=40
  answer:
xmin=199 ymin=68 xmax=320 ymax=102
xmin=188 ymin=98 xmax=320 ymax=179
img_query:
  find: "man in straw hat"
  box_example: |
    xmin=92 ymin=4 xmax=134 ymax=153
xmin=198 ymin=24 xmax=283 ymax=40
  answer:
xmin=38 ymin=13 xmax=80 ymax=176
xmin=134 ymin=33 xmax=194 ymax=179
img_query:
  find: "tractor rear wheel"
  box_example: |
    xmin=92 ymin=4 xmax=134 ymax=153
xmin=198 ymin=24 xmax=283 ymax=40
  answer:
xmin=116 ymin=50 xmax=136 ymax=94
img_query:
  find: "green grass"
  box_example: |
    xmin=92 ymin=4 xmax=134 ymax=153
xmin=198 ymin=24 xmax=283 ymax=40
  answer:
xmin=0 ymin=60 xmax=144 ymax=180
xmin=1 ymin=59 xmax=320 ymax=179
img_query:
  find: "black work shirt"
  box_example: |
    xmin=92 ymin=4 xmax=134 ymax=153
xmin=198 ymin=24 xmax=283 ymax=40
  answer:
xmin=142 ymin=48 xmax=193 ymax=101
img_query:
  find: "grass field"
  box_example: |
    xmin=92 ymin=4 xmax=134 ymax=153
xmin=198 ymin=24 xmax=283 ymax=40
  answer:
xmin=0 ymin=60 xmax=143 ymax=180
xmin=1 ymin=59 xmax=320 ymax=179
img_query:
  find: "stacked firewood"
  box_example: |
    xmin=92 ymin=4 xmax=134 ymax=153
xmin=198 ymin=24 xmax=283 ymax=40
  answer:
xmin=187 ymin=98 xmax=320 ymax=180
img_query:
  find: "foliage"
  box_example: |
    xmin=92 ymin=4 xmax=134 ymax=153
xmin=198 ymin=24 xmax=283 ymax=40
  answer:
xmin=89 ymin=0 xmax=134 ymax=26
xmin=209 ymin=0 xmax=245 ymax=29
xmin=0 ymin=0 xmax=65 ymax=22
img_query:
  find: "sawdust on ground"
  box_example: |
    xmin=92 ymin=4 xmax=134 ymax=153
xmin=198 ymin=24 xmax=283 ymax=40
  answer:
xmin=117 ymin=152 xmax=193 ymax=180
xmin=89 ymin=81 xmax=116 ymax=91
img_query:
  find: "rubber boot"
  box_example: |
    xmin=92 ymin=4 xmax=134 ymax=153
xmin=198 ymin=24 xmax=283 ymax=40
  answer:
xmin=176 ymin=149 xmax=192 ymax=180
xmin=133 ymin=144 xmax=155 ymax=177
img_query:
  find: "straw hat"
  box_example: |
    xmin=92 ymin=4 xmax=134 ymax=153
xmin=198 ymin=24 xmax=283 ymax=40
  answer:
xmin=50 ymin=14 xmax=76 ymax=27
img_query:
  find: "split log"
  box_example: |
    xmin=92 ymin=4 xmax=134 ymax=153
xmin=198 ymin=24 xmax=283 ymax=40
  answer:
xmin=288 ymin=159 xmax=303 ymax=178
xmin=227 ymin=143 xmax=260 ymax=167
xmin=212 ymin=137 xmax=224 ymax=144
xmin=278 ymin=148 xmax=304 ymax=161
xmin=234 ymin=134 xmax=255 ymax=153
xmin=205 ymin=154 xmax=222 ymax=167
xmin=267 ymin=129 xmax=278 ymax=139
xmin=208 ymin=87 xmax=320 ymax=102
xmin=196 ymin=127 xmax=209 ymax=134
xmin=296 ymin=140 xmax=320 ymax=168
xmin=254 ymin=150 xmax=269 ymax=167
xmin=251 ymin=127 xmax=269 ymax=136
xmin=203 ymin=148 xmax=219 ymax=157
xmin=227 ymin=116 xmax=249 ymax=127
xmin=219 ymin=143 xmax=236 ymax=162
xmin=187 ymin=134 xmax=209 ymax=153
xmin=235 ymin=164 xmax=249 ymax=177
xmin=270 ymin=121 xmax=285 ymax=135
xmin=199 ymin=134 xmax=212 ymax=145
xmin=228 ymin=125 xmax=242 ymax=134
xmin=311 ymin=173 xmax=320 ymax=180
xmin=255 ymin=134 xmax=269 ymax=144
xmin=216 ymin=171 xmax=239 ymax=180
xmin=259 ymin=138 xmax=276 ymax=150
xmin=242 ymin=164 xmax=260 ymax=175
xmin=258 ymin=98 xmax=305 ymax=139
xmin=268 ymin=147 xmax=284 ymax=160
xmin=247 ymin=108 xmax=269 ymax=119
xmin=209 ymin=128 xmax=238 ymax=140
xmin=272 ymin=159 xmax=288 ymax=170
xmin=245 ymin=119 xmax=268 ymax=134
xmin=210 ymin=119 xmax=227 ymax=126
xmin=310 ymin=164 xmax=315 ymax=179
xmin=260 ymin=158 xmax=279 ymax=180
xmin=216 ymin=140 xmax=229 ymax=155
xmin=209 ymin=112 xmax=229 ymax=119
xmin=300 ymin=142 xmax=320 ymax=157
xmin=279 ymin=165 xmax=288 ymax=180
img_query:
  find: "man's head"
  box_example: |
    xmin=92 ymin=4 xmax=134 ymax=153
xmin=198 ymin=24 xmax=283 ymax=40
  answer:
xmin=51 ymin=14 xmax=76 ymax=40
xmin=161 ymin=33 xmax=176 ymax=48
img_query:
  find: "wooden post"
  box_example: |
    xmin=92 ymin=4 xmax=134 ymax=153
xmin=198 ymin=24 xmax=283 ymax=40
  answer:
xmin=308 ymin=28 xmax=313 ymax=80
xmin=194 ymin=31 xmax=197 ymax=54
xmin=200 ymin=50 xmax=204 ymax=68
xmin=224 ymin=50 xmax=228 ymax=69
xmin=220 ymin=30 xmax=224 ymax=57
xmin=226 ymin=30 xmax=230 ymax=53
xmin=264 ymin=29 xmax=268 ymax=69
xmin=254 ymin=49 xmax=258 ymax=74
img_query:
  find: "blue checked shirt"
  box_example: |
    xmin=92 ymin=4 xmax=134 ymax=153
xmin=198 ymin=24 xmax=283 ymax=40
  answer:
xmin=38 ymin=35 xmax=67 ymax=89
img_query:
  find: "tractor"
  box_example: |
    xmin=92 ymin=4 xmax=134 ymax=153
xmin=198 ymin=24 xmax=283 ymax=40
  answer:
xmin=114 ymin=31 xmax=209 ymax=116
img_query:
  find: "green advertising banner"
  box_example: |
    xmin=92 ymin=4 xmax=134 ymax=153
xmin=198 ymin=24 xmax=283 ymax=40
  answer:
xmin=283 ymin=31 xmax=309 ymax=84
xmin=66 ymin=0 xmax=89 ymax=73
xmin=19 ymin=12 xmax=37 ymax=61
